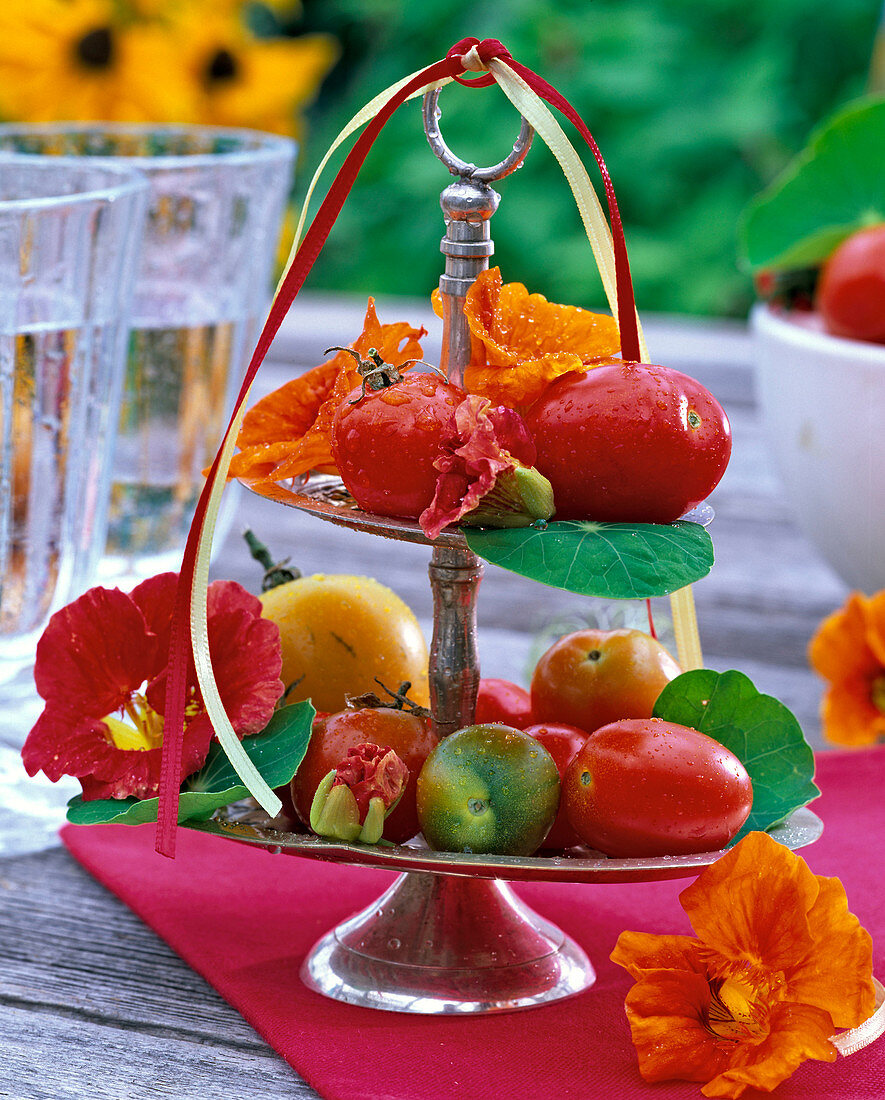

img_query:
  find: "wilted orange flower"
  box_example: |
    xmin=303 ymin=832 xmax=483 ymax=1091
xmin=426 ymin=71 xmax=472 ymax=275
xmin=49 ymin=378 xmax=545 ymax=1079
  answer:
xmin=808 ymin=591 xmax=885 ymax=747
xmin=229 ymin=300 xmax=427 ymax=485
xmin=611 ymin=831 xmax=875 ymax=1099
xmin=436 ymin=267 xmax=620 ymax=409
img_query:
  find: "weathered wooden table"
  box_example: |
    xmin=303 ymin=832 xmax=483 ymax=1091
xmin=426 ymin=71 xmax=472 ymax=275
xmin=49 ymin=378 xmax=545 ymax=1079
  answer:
xmin=0 ymin=296 xmax=851 ymax=1099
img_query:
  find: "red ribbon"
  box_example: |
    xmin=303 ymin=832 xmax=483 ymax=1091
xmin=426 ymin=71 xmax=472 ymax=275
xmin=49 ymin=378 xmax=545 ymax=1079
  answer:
xmin=156 ymin=38 xmax=641 ymax=856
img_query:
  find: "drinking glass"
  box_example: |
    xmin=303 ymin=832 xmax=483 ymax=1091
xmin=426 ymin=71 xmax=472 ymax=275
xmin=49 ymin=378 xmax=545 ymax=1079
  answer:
xmin=0 ymin=124 xmax=296 ymax=584
xmin=0 ymin=160 xmax=148 ymax=737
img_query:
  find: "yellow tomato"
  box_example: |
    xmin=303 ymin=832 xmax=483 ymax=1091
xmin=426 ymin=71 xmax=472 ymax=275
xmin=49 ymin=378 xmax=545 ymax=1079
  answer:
xmin=259 ymin=574 xmax=429 ymax=714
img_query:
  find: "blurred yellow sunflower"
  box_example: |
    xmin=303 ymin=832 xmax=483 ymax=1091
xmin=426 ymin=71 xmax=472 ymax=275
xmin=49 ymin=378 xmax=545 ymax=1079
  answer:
xmin=163 ymin=3 xmax=337 ymax=137
xmin=0 ymin=0 xmax=195 ymax=123
xmin=0 ymin=0 xmax=337 ymax=137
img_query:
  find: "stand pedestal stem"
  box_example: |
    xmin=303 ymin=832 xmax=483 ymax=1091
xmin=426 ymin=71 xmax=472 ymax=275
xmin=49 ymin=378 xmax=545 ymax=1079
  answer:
xmin=427 ymin=545 xmax=483 ymax=739
xmin=301 ymin=871 xmax=595 ymax=1014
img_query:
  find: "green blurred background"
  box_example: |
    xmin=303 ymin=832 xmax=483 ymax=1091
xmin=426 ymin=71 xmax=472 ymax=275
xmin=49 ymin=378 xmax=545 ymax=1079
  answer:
xmin=275 ymin=0 xmax=879 ymax=318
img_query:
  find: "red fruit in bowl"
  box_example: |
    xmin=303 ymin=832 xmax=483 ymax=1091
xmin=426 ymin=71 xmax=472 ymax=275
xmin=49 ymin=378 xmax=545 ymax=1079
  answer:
xmin=523 ymin=722 xmax=589 ymax=850
xmin=817 ymin=223 xmax=885 ymax=343
xmin=524 ymin=362 xmax=731 ymax=523
xmin=474 ymin=678 xmax=533 ymax=727
xmin=530 ymin=628 xmax=681 ymax=734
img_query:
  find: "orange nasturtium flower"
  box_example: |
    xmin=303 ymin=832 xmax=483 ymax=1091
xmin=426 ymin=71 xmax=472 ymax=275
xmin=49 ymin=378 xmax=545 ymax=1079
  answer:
xmin=228 ymin=299 xmax=427 ymax=486
xmin=808 ymin=590 xmax=885 ymax=747
xmin=433 ymin=267 xmax=620 ymax=409
xmin=611 ymin=832 xmax=875 ymax=1099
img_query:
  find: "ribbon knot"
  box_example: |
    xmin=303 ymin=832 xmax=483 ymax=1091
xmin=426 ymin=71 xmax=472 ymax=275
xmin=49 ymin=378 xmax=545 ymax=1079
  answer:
xmin=446 ymin=37 xmax=511 ymax=86
xmin=460 ymin=45 xmax=486 ymax=72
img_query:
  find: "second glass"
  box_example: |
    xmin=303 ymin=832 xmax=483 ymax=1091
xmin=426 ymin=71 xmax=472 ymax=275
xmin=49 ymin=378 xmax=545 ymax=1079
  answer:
xmin=0 ymin=124 xmax=296 ymax=583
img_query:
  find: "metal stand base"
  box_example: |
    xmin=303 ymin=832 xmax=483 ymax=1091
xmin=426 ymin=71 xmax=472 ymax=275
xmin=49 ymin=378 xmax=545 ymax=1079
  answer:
xmin=301 ymin=871 xmax=595 ymax=1014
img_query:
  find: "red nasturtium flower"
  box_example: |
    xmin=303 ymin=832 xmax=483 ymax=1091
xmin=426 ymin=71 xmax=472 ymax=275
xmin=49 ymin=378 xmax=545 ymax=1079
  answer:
xmin=21 ymin=573 xmax=283 ymax=801
xmin=228 ymin=298 xmax=426 ymax=486
xmin=434 ymin=266 xmax=621 ymax=410
xmin=611 ymin=831 xmax=875 ymax=1098
xmin=808 ymin=590 xmax=885 ymax=747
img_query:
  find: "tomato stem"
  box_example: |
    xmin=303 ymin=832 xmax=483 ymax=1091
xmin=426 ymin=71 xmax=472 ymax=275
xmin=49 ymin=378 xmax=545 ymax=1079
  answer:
xmin=243 ymin=528 xmax=301 ymax=591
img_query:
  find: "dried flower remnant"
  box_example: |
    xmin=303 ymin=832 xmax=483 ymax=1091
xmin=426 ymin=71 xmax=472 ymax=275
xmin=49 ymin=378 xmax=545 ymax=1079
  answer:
xmin=809 ymin=590 xmax=885 ymax=746
xmin=419 ymin=395 xmax=554 ymax=540
xmin=611 ymin=832 xmax=875 ymax=1098
xmin=310 ymin=742 xmax=409 ymax=844
xmin=21 ymin=573 xmax=283 ymax=800
xmin=229 ymin=299 xmax=427 ymax=486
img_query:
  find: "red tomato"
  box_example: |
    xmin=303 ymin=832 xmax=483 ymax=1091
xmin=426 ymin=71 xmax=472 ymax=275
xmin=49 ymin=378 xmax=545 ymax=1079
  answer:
xmin=562 ymin=718 xmax=752 ymax=857
xmin=331 ymin=373 xmax=465 ymax=519
xmin=523 ymin=722 xmax=588 ymax=849
xmin=474 ymin=678 xmax=533 ymax=727
xmin=525 ymin=363 xmax=731 ymax=523
xmin=290 ymin=708 xmax=438 ymax=844
xmin=817 ymin=224 xmax=885 ymax=343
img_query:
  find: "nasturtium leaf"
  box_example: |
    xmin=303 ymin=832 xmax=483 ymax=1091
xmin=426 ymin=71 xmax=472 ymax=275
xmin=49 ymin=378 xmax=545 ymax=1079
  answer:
xmin=463 ymin=519 xmax=713 ymax=599
xmin=66 ymin=700 xmax=315 ymax=826
xmin=653 ymin=669 xmax=819 ymax=841
xmin=741 ymin=97 xmax=885 ymax=273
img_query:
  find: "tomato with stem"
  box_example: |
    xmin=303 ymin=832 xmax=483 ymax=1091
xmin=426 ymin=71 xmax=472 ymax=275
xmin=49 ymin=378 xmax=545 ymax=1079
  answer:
xmin=331 ymin=360 xmax=464 ymax=520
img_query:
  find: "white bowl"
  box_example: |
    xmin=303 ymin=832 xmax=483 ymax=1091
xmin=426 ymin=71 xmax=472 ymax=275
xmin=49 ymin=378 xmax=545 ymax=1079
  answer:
xmin=752 ymin=303 xmax=885 ymax=593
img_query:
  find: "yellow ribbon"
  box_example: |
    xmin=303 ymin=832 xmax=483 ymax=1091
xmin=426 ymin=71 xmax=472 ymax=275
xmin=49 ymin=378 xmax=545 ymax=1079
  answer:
xmin=189 ymin=72 xmax=457 ymax=816
xmin=488 ymin=58 xmax=702 ymax=670
xmin=832 ymin=976 xmax=885 ymax=1056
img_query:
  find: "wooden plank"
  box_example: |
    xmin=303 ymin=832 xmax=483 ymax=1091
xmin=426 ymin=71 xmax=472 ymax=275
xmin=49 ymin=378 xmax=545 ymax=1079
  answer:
xmin=0 ymin=849 xmax=319 ymax=1098
xmin=0 ymin=1004 xmax=316 ymax=1099
xmin=0 ymin=849 xmax=281 ymax=1044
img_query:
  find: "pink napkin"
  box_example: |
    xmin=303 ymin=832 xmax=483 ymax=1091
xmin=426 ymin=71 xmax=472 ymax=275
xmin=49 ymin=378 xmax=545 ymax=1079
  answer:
xmin=62 ymin=747 xmax=885 ymax=1100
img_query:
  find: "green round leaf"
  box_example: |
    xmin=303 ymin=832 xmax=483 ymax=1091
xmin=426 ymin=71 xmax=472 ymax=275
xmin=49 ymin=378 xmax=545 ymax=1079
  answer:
xmin=464 ymin=519 xmax=713 ymax=599
xmin=653 ymin=668 xmax=819 ymax=841
xmin=66 ymin=700 xmax=315 ymax=827
xmin=741 ymin=96 xmax=885 ymax=272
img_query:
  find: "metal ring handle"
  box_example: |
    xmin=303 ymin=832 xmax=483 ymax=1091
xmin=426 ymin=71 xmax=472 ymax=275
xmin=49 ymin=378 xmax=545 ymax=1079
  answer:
xmin=423 ymin=88 xmax=533 ymax=181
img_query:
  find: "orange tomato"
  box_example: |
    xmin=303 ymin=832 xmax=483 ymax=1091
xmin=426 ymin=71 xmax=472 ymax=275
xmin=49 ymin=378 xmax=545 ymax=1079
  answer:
xmin=530 ymin=628 xmax=680 ymax=733
xmin=259 ymin=574 xmax=429 ymax=714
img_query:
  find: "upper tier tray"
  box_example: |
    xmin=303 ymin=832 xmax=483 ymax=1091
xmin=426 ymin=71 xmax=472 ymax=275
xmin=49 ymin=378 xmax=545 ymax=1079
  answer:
xmin=240 ymin=473 xmax=715 ymax=548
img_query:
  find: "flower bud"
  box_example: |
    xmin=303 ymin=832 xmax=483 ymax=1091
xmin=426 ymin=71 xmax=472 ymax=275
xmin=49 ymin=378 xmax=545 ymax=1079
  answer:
xmin=309 ymin=743 xmax=409 ymax=844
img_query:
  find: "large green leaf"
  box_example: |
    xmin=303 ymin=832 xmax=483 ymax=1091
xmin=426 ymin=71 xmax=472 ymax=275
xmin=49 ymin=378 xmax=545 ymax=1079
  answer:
xmin=463 ymin=519 xmax=713 ymax=599
xmin=653 ymin=669 xmax=819 ymax=841
xmin=66 ymin=701 xmax=315 ymax=827
xmin=741 ymin=96 xmax=885 ymax=272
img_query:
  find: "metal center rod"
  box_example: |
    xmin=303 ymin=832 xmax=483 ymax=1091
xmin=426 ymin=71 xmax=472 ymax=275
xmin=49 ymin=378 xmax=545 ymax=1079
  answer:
xmin=422 ymin=88 xmax=533 ymax=738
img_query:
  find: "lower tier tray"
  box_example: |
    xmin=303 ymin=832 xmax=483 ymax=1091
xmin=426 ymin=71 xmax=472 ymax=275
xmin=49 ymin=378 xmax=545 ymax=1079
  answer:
xmin=185 ymin=807 xmax=821 ymax=1015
